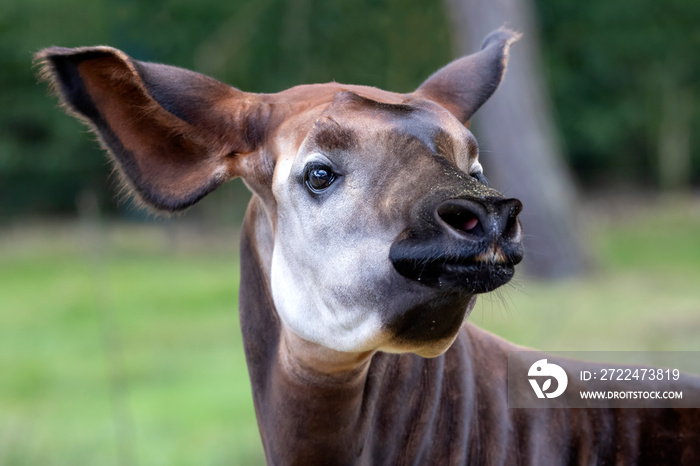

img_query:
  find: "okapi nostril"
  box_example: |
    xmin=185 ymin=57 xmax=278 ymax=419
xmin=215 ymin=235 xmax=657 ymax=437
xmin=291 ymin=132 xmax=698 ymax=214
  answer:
xmin=440 ymin=211 xmax=480 ymax=233
xmin=437 ymin=202 xmax=486 ymax=237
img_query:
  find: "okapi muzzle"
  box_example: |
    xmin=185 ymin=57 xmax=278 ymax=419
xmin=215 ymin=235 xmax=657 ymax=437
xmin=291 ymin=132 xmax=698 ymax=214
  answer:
xmin=390 ymin=182 xmax=524 ymax=293
xmin=381 ymin=158 xmax=523 ymax=351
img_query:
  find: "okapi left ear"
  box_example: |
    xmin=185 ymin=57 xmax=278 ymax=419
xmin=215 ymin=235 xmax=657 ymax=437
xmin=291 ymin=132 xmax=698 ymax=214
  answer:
xmin=35 ymin=46 xmax=269 ymax=211
xmin=414 ymin=28 xmax=520 ymax=125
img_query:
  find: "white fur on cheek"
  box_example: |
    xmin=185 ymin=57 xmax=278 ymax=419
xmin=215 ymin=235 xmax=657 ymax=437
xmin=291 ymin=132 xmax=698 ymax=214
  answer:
xmin=270 ymin=243 xmax=386 ymax=352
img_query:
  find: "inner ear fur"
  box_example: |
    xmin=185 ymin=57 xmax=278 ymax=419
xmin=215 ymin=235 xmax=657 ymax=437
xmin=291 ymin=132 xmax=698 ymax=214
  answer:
xmin=36 ymin=46 xmax=268 ymax=211
xmin=414 ymin=27 xmax=520 ymax=125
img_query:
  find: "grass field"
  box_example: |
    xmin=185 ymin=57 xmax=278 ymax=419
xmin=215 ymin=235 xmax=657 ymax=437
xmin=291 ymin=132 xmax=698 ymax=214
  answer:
xmin=1 ymin=197 xmax=699 ymax=465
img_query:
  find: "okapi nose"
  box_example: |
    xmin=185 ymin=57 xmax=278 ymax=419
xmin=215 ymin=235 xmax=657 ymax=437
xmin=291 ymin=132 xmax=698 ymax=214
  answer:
xmin=436 ymin=198 xmax=522 ymax=240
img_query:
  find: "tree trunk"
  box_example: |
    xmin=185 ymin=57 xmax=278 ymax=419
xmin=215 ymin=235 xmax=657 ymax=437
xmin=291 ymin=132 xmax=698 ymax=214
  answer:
xmin=658 ymin=82 xmax=692 ymax=192
xmin=444 ymin=0 xmax=588 ymax=278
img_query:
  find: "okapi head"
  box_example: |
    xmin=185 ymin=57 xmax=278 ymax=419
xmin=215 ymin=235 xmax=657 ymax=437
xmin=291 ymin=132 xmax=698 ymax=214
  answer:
xmin=36 ymin=28 xmax=523 ymax=359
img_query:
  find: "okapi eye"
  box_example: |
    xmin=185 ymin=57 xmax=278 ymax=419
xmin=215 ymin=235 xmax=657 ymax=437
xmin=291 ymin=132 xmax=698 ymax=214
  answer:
xmin=471 ymin=172 xmax=489 ymax=186
xmin=305 ymin=164 xmax=336 ymax=192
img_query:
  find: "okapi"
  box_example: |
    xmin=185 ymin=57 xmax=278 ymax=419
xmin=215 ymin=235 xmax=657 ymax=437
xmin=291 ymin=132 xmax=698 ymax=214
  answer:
xmin=37 ymin=28 xmax=699 ymax=465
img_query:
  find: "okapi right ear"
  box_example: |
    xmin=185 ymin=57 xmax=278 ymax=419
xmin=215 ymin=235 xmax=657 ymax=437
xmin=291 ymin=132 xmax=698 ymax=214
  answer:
xmin=414 ymin=28 xmax=520 ymax=125
xmin=35 ymin=46 xmax=268 ymax=211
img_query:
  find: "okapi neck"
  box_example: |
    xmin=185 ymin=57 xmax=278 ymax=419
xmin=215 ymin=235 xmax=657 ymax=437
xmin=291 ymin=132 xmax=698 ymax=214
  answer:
xmin=279 ymin=327 xmax=374 ymax=384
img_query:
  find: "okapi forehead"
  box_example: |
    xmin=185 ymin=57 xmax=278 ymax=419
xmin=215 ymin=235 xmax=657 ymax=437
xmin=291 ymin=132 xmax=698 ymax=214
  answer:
xmin=304 ymin=90 xmax=477 ymax=165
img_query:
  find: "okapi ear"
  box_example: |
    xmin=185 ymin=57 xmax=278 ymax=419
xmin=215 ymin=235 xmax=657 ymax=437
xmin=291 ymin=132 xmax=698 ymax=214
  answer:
xmin=414 ymin=28 xmax=520 ymax=125
xmin=35 ymin=46 xmax=268 ymax=211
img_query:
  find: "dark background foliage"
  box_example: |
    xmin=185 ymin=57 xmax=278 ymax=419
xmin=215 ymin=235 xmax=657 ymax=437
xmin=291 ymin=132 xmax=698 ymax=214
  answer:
xmin=537 ymin=0 xmax=700 ymax=187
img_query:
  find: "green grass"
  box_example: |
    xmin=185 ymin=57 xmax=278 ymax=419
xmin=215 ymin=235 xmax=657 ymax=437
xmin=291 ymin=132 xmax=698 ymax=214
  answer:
xmin=0 ymin=223 xmax=261 ymax=466
xmin=1 ymin=198 xmax=699 ymax=465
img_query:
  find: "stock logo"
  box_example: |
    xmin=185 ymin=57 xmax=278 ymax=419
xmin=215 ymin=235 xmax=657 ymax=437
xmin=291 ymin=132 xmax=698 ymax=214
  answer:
xmin=528 ymin=359 xmax=568 ymax=399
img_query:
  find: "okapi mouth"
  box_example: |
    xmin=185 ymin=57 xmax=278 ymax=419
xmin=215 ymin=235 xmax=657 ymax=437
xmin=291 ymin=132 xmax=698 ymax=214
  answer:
xmin=389 ymin=241 xmax=523 ymax=293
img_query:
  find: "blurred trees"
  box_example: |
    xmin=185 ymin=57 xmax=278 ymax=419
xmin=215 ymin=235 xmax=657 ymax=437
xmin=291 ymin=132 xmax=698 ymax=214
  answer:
xmin=536 ymin=0 xmax=700 ymax=189
xmin=1 ymin=0 xmax=699 ymax=220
